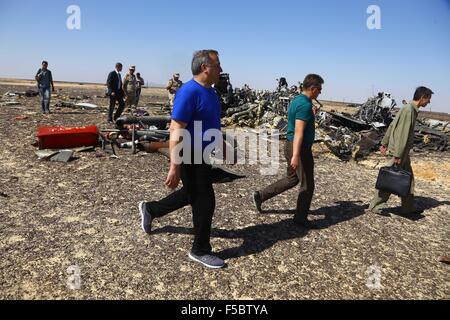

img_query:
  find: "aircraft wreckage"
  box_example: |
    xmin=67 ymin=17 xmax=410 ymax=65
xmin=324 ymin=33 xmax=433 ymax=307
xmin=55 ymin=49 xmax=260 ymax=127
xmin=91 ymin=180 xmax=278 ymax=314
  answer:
xmin=214 ymin=76 xmax=449 ymax=161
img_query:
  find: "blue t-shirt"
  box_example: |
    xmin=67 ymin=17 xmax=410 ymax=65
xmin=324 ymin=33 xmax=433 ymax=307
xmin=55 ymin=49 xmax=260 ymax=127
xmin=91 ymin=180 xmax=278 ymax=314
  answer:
xmin=286 ymin=94 xmax=315 ymax=146
xmin=171 ymin=79 xmax=222 ymax=150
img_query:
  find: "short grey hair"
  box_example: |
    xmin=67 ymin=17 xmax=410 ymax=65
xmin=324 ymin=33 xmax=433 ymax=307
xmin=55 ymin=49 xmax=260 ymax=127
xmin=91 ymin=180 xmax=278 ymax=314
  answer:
xmin=191 ymin=50 xmax=219 ymax=76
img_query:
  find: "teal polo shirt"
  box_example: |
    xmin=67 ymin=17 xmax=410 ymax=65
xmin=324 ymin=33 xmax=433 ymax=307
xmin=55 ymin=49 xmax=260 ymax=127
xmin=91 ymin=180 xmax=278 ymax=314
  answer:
xmin=286 ymin=94 xmax=315 ymax=146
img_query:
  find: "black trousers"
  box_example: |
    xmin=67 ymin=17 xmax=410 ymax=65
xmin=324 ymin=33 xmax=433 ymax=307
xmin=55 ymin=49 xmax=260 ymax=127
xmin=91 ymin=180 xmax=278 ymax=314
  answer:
xmin=146 ymin=162 xmax=215 ymax=255
xmin=108 ymin=91 xmax=125 ymax=121
xmin=135 ymin=88 xmax=142 ymax=107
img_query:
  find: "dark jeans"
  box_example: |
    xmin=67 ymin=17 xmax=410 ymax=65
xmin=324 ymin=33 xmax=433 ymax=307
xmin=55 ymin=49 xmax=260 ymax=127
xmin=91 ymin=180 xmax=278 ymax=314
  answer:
xmin=259 ymin=141 xmax=315 ymax=219
xmin=146 ymin=162 xmax=215 ymax=255
xmin=136 ymin=88 xmax=141 ymax=107
xmin=108 ymin=91 xmax=125 ymax=121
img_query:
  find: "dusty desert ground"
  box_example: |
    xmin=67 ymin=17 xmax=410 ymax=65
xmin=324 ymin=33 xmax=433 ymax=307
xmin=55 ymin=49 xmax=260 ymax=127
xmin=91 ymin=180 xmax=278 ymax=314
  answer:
xmin=0 ymin=79 xmax=449 ymax=300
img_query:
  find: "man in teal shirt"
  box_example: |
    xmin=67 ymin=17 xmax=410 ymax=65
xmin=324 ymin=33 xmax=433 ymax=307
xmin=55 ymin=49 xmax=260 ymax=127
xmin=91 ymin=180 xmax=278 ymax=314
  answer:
xmin=253 ymin=74 xmax=324 ymax=228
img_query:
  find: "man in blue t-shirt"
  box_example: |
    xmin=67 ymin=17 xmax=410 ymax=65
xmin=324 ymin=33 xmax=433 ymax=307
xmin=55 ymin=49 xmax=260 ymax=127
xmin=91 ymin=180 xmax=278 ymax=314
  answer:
xmin=138 ymin=50 xmax=226 ymax=269
xmin=253 ymin=74 xmax=324 ymax=228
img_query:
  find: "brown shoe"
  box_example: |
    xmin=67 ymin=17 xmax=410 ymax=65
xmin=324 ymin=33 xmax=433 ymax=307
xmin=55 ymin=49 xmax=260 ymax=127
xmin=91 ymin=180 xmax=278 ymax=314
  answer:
xmin=438 ymin=256 xmax=450 ymax=264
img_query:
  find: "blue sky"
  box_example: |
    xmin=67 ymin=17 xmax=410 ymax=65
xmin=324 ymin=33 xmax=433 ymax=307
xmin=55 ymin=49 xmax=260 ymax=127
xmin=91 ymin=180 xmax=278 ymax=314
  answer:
xmin=0 ymin=0 xmax=449 ymax=112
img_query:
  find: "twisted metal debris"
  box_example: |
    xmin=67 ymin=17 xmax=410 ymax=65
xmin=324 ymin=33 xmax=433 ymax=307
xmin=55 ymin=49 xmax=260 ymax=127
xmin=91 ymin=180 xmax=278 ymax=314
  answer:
xmin=316 ymin=92 xmax=449 ymax=160
xmin=216 ymin=78 xmax=448 ymax=160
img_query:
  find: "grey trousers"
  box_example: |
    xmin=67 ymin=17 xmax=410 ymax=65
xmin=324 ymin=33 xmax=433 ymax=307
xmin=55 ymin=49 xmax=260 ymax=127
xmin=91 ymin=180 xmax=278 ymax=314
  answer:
xmin=259 ymin=141 xmax=315 ymax=218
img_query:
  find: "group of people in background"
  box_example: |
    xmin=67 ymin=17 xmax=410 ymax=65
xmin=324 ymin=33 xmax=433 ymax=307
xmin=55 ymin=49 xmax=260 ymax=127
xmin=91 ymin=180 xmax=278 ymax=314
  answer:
xmin=35 ymin=60 xmax=183 ymax=120
xmin=106 ymin=63 xmax=183 ymax=122
xmin=106 ymin=63 xmax=144 ymax=123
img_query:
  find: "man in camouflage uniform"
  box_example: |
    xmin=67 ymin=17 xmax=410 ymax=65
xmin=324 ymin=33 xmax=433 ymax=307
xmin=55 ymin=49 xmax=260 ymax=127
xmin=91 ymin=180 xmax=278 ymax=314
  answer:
xmin=369 ymin=86 xmax=434 ymax=215
xmin=136 ymin=72 xmax=145 ymax=107
xmin=123 ymin=65 xmax=137 ymax=111
xmin=166 ymin=73 xmax=183 ymax=107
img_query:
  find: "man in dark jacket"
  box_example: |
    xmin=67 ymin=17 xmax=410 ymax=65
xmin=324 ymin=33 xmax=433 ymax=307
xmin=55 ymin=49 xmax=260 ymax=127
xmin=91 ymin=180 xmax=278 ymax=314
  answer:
xmin=106 ymin=62 xmax=125 ymax=122
xmin=35 ymin=61 xmax=55 ymax=114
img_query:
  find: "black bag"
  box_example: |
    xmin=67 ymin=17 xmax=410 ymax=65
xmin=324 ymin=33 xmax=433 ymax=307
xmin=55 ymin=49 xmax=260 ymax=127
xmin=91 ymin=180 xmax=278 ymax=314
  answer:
xmin=375 ymin=165 xmax=413 ymax=197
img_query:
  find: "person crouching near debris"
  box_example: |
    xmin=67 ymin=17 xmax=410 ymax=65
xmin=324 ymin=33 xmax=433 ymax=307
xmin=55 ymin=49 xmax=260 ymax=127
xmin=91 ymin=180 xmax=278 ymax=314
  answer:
xmin=368 ymin=87 xmax=434 ymax=216
xmin=253 ymin=74 xmax=324 ymax=228
xmin=138 ymin=50 xmax=226 ymax=269
xmin=35 ymin=61 xmax=55 ymax=114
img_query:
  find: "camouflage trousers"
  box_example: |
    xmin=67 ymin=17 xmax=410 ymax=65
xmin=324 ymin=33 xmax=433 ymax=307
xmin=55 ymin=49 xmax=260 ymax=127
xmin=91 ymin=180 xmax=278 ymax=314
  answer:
xmin=125 ymin=92 xmax=136 ymax=108
xmin=369 ymin=155 xmax=415 ymax=214
xmin=168 ymin=93 xmax=175 ymax=106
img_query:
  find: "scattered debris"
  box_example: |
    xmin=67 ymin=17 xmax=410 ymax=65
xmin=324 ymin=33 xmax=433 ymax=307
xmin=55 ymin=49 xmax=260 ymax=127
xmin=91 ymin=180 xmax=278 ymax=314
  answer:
xmin=75 ymin=103 xmax=98 ymax=109
xmin=35 ymin=149 xmax=60 ymax=160
xmin=73 ymin=146 xmax=96 ymax=153
xmin=36 ymin=149 xmax=79 ymax=163
xmin=3 ymin=91 xmax=19 ymax=97
xmin=25 ymin=89 xmax=39 ymax=97
xmin=1 ymin=101 xmax=21 ymax=106
xmin=218 ymin=81 xmax=300 ymax=132
xmin=355 ymin=92 xmax=395 ymax=127
xmin=316 ymin=92 xmax=449 ymax=161
xmin=115 ymin=115 xmax=171 ymax=130
xmin=217 ymin=85 xmax=449 ymax=161
xmin=54 ymin=101 xmax=99 ymax=110
xmin=3 ymin=90 xmax=39 ymax=97
xmin=49 ymin=150 xmax=74 ymax=163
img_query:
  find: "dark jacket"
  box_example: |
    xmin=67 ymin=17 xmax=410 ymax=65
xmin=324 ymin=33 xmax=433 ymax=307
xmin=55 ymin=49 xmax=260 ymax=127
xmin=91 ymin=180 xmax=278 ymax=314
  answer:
xmin=36 ymin=68 xmax=53 ymax=88
xmin=106 ymin=71 xmax=123 ymax=96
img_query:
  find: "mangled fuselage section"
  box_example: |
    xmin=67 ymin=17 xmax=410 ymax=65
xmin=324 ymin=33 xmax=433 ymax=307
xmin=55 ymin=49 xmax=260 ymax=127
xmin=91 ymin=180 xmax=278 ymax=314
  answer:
xmin=316 ymin=92 xmax=449 ymax=160
xmin=316 ymin=92 xmax=396 ymax=161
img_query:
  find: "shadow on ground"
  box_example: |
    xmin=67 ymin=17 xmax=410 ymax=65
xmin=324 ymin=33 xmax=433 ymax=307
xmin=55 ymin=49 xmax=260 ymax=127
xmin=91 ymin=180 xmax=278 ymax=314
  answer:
xmin=381 ymin=196 xmax=450 ymax=221
xmin=153 ymin=201 xmax=368 ymax=259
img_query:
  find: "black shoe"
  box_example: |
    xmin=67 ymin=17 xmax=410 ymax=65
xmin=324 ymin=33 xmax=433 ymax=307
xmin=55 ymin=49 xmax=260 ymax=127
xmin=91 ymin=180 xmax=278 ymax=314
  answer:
xmin=293 ymin=215 xmax=316 ymax=229
xmin=253 ymin=191 xmax=263 ymax=213
xmin=138 ymin=201 xmax=153 ymax=234
xmin=401 ymin=209 xmax=424 ymax=215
